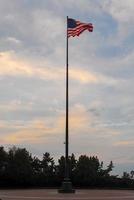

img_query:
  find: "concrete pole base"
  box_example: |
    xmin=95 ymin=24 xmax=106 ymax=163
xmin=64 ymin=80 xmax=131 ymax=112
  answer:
xmin=58 ymin=180 xmax=75 ymax=193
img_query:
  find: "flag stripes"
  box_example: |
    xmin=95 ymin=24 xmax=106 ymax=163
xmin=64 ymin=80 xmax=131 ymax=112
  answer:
xmin=67 ymin=19 xmax=93 ymax=38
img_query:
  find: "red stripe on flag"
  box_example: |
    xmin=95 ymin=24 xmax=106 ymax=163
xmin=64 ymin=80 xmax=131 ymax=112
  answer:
xmin=67 ymin=19 xmax=93 ymax=38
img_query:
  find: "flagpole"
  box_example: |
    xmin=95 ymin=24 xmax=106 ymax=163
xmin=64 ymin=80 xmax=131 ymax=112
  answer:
xmin=65 ymin=15 xmax=69 ymax=181
xmin=58 ymin=16 xmax=75 ymax=193
xmin=59 ymin=16 xmax=93 ymax=193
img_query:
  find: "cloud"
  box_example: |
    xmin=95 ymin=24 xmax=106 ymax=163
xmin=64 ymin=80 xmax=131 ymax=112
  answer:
xmin=0 ymin=51 xmax=63 ymax=80
xmin=114 ymin=140 xmax=134 ymax=147
xmin=70 ymin=68 xmax=118 ymax=85
xmin=0 ymin=100 xmax=34 ymax=112
xmin=0 ymin=51 xmax=119 ymax=86
xmin=103 ymin=0 xmax=134 ymax=24
xmin=6 ymin=37 xmax=21 ymax=45
xmin=0 ymin=119 xmax=58 ymax=144
xmin=101 ymin=0 xmax=134 ymax=44
xmin=0 ymin=104 xmax=89 ymax=144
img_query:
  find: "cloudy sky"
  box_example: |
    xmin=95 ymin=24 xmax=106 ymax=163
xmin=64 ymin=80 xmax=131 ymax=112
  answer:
xmin=0 ymin=0 xmax=134 ymax=175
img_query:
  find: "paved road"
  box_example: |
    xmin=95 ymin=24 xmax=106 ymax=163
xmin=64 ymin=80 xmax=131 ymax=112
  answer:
xmin=0 ymin=189 xmax=134 ymax=200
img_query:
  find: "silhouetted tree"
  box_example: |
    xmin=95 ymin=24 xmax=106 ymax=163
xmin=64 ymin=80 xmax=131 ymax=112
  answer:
xmin=56 ymin=156 xmax=65 ymax=181
xmin=130 ymin=170 xmax=134 ymax=179
xmin=6 ymin=146 xmax=33 ymax=186
xmin=0 ymin=146 xmax=8 ymax=186
xmin=0 ymin=146 xmax=7 ymax=175
xmin=41 ymin=152 xmax=55 ymax=185
xmin=69 ymin=153 xmax=77 ymax=180
xmin=106 ymin=161 xmax=114 ymax=174
xmin=122 ymin=171 xmax=130 ymax=179
xmin=74 ymin=155 xmax=102 ymax=186
xmin=32 ymin=156 xmax=41 ymax=174
xmin=56 ymin=153 xmax=77 ymax=183
xmin=0 ymin=145 xmax=134 ymax=189
xmin=98 ymin=160 xmax=114 ymax=178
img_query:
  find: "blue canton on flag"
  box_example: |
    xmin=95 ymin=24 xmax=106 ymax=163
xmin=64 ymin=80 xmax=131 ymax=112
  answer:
xmin=67 ymin=18 xmax=93 ymax=38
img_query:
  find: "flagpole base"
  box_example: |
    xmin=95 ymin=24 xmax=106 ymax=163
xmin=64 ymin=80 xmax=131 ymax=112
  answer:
xmin=58 ymin=179 xmax=75 ymax=193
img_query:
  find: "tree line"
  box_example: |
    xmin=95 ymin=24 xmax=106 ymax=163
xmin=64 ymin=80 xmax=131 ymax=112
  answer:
xmin=0 ymin=146 xmax=134 ymax=188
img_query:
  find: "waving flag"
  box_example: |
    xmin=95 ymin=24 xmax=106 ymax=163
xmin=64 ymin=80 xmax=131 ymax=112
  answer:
xmin=67 ymin=18 xmax=93 ymax=38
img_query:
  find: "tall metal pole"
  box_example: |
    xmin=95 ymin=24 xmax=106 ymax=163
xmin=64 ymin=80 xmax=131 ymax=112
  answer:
xmin=65 ymin=15 xmax=69 ymax=180
xmin=58 ymin=16 xmax=75 ymax=193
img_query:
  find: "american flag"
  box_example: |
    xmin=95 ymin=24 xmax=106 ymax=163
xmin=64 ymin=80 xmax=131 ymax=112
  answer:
xmin=67 ymin=18 xmax=93 ymax=38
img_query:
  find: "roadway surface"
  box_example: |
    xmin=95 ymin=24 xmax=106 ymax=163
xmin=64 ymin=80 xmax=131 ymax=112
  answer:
xmin=1 ymin=189 xmax=134 ymax=200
